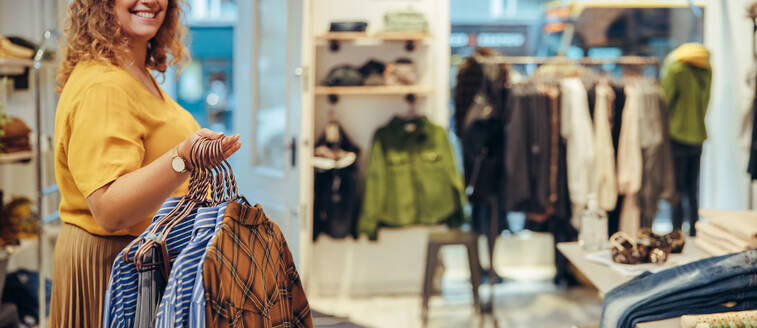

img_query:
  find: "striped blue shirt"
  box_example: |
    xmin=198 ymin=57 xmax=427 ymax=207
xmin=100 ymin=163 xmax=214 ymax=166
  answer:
xmin=188 ymin=203 xmax=230 ymax=328
xmin=103 ymin=197 xmax=202 ymax=328
xmin=189 ymin=265 xmax=208 ymax=328
xmin=154 ymin=202 xmax=227 ymax=328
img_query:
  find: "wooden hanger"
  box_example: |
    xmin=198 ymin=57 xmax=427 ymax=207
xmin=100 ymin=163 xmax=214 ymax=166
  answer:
xmin=126 ymin=137 xmax=242 ymax=278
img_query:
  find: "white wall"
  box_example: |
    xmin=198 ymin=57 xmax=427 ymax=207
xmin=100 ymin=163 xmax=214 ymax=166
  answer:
xmin=307 ymin=0 xmax=451 ymax=296
xmin=700 ymin=0 xmax=754 ymax=210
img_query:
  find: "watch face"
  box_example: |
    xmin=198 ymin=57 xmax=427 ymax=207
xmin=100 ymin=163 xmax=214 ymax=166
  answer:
xmin=172 ymin=156 xmax=186 ymax=172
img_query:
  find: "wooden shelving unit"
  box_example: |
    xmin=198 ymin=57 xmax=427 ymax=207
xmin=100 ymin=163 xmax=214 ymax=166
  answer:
xmin=315 ymin=85 xmax=433 ymax=96
xmin=1 ymin=30 xmax=59 ymax=327
xmin=0 ymin=57 xmax=34 ymax=68
xmin=315 ymin=32 xmax=431 ymax=41
xmin=0 ymin=151 xmax=33 ymax=164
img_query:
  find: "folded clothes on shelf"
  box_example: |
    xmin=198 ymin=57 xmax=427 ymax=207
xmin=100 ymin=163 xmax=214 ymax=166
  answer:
xmin=384 ymin=58 xmax=416 ymax=85
xmin=699 ymin=209 xmax=757 ymax=247
xmin=0 ymin=35 xmax=33 ymax=60
xmin=382 ymin=8 xmax=428 ymax=33
xmin=323 ymin=64 xmax=364 ymax=86
xmin=0 ymin=117 xmax=31 ymax=153
xmin=695 ymin=221 xmax=751 ymax=256
xmin=600 ymin=249 xmax=757 ymax=328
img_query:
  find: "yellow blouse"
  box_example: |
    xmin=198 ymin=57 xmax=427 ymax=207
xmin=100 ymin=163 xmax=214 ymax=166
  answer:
xmin=54 ymin=61 xmax=200 ymax=236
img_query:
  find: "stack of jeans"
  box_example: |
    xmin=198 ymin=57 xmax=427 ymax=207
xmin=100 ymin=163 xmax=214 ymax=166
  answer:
xmin=600 ymin=249 xmax=757 ymax=328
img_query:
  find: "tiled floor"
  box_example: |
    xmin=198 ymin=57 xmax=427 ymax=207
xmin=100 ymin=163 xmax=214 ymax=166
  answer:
xmin=310 ymin=229 xmax=603 ymax=328
xmin=311 ymin=281 xmax=603 ymax=328
xmin=309 ymin=203 xmax=684 ymax=328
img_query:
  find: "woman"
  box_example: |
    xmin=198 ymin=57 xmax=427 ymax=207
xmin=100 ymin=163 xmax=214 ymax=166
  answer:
xmin=51 ymin=0 xmax=241 ymax=326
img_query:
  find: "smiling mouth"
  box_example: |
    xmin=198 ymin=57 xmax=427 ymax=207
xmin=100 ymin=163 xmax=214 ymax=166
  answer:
xmin=133 ymin=11 xmax=157 ymax=19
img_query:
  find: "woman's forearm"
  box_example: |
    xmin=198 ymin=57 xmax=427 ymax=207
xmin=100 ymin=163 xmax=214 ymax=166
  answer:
xmin=85 ymin=130 xmax=240 ymax=233
xmin=86 ymin=148 xmax=188 ymax=233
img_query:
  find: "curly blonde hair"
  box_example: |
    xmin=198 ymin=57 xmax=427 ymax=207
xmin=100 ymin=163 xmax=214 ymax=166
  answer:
xmin=57 ymin=0 xmax=189 ymax=92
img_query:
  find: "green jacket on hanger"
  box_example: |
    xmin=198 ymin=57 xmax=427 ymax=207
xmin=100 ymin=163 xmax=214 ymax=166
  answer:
xmin=661 ymin=43 xmax=712 ymax=146
xmin=358 ymin=116 xmax=466 ymax=240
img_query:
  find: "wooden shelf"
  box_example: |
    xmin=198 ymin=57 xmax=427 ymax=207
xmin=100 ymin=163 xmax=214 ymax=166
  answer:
xmin=315 ymin=32 xmax=432 ymax=41
xmin=315 ymin=85 xmax=433 ymax=96
xmin=0 ymin=151 xmax=33 ymax=164
xmin=0 ymin=57 xmax=34 ymax=68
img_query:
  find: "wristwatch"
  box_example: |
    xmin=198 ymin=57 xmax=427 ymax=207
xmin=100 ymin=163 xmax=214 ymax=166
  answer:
xmin=171 ymin=145 xmax=188 ymax=173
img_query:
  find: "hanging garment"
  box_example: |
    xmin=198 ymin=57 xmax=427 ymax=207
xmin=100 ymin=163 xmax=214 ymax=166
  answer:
xmin=593 ymin=82 xmax=618 ymax=211
xmin=617 ymin=84 xmax=643 ymax=235
xmin=747 ymin=68 xmax=757 ymax=180
xmin=607 ymin=83 xmax=627 ymax=237
xmin=560 ymin=77 xmax=595 ymax=227
xmin=742 ymin=67 xmax=757 ymax=167
xmin=201 ymin=202 xmax=313 ymax=327
xmin=103 ymin=197 xmax=199 ymax=328
xmin=153 ymin=202 xmax=227 ymax=328
xmin=313 ymin=124 xmax=360 ymax=240
xmin=454 ymin=56 xmax=508 ymax=203
xmin=358 ymin=116 xmax=466 ymax=240
xmin=504 ymin=83 xmax=552 ymax=213
xmin=661 ymin=43 xmax=712 ymax=146
xmin=637 ymin=83 xmax=676 ymax=228
xmin=134 ymin=247 xmax=166 ymax=328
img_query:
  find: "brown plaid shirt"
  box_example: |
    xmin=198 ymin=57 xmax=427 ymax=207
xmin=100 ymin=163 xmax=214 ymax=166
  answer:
xmin=203 ymin=202 xmax=313 ymax=328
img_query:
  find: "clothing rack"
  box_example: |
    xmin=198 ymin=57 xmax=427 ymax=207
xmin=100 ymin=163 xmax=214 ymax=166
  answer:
xmin=476 ymin=55 xmax=660 ymax=69
xmin=474 ymin=55 xmax=661 ymax=81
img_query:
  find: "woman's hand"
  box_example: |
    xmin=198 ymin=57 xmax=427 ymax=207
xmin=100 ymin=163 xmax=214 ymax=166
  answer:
xmin=177 ymin=129 xmax=242 ymax=169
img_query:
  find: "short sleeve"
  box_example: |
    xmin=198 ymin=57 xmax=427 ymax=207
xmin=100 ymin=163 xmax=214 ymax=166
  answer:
xmin=67 ymin=83 xmax=147 ymax=197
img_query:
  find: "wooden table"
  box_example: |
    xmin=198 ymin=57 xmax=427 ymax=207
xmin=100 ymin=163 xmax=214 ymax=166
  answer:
xmin=558 ymin=240 xmax=707 ymax=328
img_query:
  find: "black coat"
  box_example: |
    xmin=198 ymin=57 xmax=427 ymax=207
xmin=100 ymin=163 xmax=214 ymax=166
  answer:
xmin=313 ymin=124 xmax=361 ymax=240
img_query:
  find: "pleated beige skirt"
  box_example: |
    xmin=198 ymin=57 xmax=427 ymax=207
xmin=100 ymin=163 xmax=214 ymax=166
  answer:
xmin=49 ymin=223 xmax=134 ymax=328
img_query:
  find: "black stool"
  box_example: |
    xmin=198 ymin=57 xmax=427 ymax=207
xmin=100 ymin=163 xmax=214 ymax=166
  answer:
xmin=421 ymin=230 xmax=482 ymax=324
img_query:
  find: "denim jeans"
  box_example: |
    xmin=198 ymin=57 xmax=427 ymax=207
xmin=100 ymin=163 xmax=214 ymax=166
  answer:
xmin=600 ymin=249 xmax=757 ymax=328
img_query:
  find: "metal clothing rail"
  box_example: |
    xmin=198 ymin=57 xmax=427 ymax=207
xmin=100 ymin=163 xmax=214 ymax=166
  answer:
xmin=475 ymin=55 xmax=659 ymax=66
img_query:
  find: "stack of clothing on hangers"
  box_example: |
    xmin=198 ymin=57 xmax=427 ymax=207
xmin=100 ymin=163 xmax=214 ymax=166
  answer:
xmin=695 ymin=210 xmax=757 ymax=256
xmin=454 ymin=54 xmax=675 ymax=284
xmin=103 ymin=138 xmax=313 ymax=328
xmin=455 ymin=55 xmax=674 ymax=232
xmin=358 ymin=116 xmax=466 ymax=240
xmin=616 ymin=78 xmax=676 ymax=234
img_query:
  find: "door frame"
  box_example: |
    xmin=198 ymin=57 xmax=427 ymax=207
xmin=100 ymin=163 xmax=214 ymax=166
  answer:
xmin=232 ymin=0 xmax=311 ymax=270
